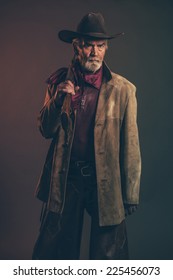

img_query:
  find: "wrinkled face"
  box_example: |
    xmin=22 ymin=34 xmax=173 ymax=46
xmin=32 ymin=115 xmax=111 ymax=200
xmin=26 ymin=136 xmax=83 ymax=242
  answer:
xmin=74 ymin=39 xmax=107 ymax=73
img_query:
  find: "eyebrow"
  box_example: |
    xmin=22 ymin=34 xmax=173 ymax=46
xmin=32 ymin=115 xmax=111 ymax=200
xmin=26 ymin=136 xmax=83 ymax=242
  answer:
xmin=84 ymin=41 xmax=106 ymax=47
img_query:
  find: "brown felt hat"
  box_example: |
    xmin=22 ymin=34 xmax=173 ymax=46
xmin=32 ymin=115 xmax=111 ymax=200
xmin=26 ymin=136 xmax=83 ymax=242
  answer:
xmin=58 ymin=12 xmax=124 ymax=43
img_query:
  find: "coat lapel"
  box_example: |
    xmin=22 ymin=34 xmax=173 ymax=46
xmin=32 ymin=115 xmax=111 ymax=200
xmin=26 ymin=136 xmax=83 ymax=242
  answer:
xmin=95 ymin=61 xmax=116 ymax=124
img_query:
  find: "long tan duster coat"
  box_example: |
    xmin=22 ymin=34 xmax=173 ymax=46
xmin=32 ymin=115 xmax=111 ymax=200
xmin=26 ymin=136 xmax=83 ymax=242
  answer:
xmin=35 ymin=62 xmax=141 ymax=226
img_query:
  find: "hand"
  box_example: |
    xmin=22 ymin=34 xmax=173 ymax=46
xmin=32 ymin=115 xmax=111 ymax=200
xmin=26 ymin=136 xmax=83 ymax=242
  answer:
xmin=124 ymin=204 xmax=138 ymax=216
xmin=56 ymin=80 xmax=80 ymax=96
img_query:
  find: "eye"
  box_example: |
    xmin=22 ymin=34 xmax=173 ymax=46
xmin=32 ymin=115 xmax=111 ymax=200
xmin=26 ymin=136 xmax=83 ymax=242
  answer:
xmin=84 ymin=43 xmax=92 ymax=49
xmin=98 ymin=43 xmax=105 ymax=49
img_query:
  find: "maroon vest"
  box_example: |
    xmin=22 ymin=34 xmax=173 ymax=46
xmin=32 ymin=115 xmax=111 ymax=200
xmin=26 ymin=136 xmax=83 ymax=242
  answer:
xmin=71 ymin=66 xmax=103 ymax=161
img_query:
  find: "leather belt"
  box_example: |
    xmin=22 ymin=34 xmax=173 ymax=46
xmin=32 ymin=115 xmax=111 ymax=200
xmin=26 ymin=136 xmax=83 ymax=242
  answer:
xmin=69 ymin=160 xmax=95 ymax=177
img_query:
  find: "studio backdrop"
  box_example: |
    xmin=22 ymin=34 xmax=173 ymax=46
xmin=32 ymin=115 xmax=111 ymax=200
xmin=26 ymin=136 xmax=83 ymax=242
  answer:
xmin=0 ymin=0 xmax=173 ymax=259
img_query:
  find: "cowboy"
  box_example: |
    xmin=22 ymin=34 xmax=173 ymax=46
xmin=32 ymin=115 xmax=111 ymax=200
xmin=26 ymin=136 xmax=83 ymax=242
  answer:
xmin=32 ymin=12 xmax=141 ymax=260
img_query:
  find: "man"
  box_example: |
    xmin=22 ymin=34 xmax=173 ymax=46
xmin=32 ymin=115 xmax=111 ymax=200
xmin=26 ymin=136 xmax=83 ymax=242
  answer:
xmin=32 ymin=12 xmax=141 ymax=260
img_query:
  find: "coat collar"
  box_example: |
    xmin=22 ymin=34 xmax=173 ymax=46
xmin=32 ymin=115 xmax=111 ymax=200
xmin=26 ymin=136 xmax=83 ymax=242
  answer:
xmin=102 ymin=61 xmax=112 ymax=82
xmin=95 ymin=62 xmax=115 ymax=124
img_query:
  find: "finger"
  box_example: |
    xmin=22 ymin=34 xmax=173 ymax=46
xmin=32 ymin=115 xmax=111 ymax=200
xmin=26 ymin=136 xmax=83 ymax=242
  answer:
xmin=58 ymin=85 xmax=75 ymax=95
xmin=58 ymin=81 xmax=73 ymax=89
xmin=65 ymin=80 xmax=74 ymax=87
xmin=60 ymin=88 xmax=75 ymax=95
xmin=75 ymin=86 xmax=80 ymax=92
xmin=65 ymin=81 xmax=79 ymax=94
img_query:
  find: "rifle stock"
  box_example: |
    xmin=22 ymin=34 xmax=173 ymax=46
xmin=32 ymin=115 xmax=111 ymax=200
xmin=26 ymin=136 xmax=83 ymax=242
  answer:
xmin=61 ymin=65 xmax=74 ymax=130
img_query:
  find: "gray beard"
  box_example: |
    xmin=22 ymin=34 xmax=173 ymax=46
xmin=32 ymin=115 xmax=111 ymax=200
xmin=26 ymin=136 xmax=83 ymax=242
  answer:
xmin=81 ymin=59 xmax=102 ymax=73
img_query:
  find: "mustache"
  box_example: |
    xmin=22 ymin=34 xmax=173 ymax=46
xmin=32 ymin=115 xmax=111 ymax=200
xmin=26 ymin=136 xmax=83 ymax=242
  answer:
xmin=87 ymin=57 xmax=102 ymax=63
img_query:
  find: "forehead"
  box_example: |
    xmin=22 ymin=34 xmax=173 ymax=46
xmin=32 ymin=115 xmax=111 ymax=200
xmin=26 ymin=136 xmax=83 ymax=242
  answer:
xmin=82 ymin=39 xmax=107 ymax=45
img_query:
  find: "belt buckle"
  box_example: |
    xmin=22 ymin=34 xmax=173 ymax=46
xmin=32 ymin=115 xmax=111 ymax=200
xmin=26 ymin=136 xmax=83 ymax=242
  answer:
xmin=76 ymin=161 xmax=85 ymax=168
xmin=81 ymin=165 xmax=91 ymax=177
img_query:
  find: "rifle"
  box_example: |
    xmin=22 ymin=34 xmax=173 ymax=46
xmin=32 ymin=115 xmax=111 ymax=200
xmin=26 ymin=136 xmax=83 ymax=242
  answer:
xmin=61 ymin=62 xmax=76 ymax=131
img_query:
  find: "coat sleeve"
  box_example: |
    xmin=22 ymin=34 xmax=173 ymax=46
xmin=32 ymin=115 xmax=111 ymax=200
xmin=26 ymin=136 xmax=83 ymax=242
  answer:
xmin=120 ymin=84 xmax=141 ymax=205
xmin=38 ymin=84 xmax=65 ymax=139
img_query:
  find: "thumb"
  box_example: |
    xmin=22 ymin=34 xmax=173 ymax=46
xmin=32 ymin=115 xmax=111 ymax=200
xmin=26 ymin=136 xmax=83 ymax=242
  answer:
xmin=75 ymin=86 xmax=80 ymax=92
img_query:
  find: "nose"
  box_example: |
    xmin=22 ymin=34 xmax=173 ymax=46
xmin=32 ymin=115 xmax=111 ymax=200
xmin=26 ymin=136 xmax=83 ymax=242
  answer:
xmin=90 ymin=45 xmax=98 ymax=56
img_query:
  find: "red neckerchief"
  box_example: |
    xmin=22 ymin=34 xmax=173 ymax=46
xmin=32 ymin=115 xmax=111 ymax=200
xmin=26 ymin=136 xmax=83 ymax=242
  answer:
xmin=71 ymin=65 xmax=103 ymax=109
xmin=83 ymin=66 xmax=103 ymax=89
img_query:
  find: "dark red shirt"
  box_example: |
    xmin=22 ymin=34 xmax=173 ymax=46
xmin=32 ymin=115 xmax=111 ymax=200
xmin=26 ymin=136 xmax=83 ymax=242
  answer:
xmin=71 ymin=66 xmax=103 ymax=161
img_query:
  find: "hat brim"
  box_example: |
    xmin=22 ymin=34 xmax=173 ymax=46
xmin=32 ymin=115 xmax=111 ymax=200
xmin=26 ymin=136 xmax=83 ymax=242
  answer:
xmin=58 ymin=30 xmax=124 ymax=43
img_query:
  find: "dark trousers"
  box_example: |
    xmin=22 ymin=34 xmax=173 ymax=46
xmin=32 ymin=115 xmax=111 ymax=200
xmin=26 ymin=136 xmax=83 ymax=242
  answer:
xmin=32 ymin=161 xmax=129 ymax=260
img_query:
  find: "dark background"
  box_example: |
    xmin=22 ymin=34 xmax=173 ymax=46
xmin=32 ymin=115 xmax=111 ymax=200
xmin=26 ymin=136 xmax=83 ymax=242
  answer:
xmin=0 ymin=0 xmax=173 ymax=260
